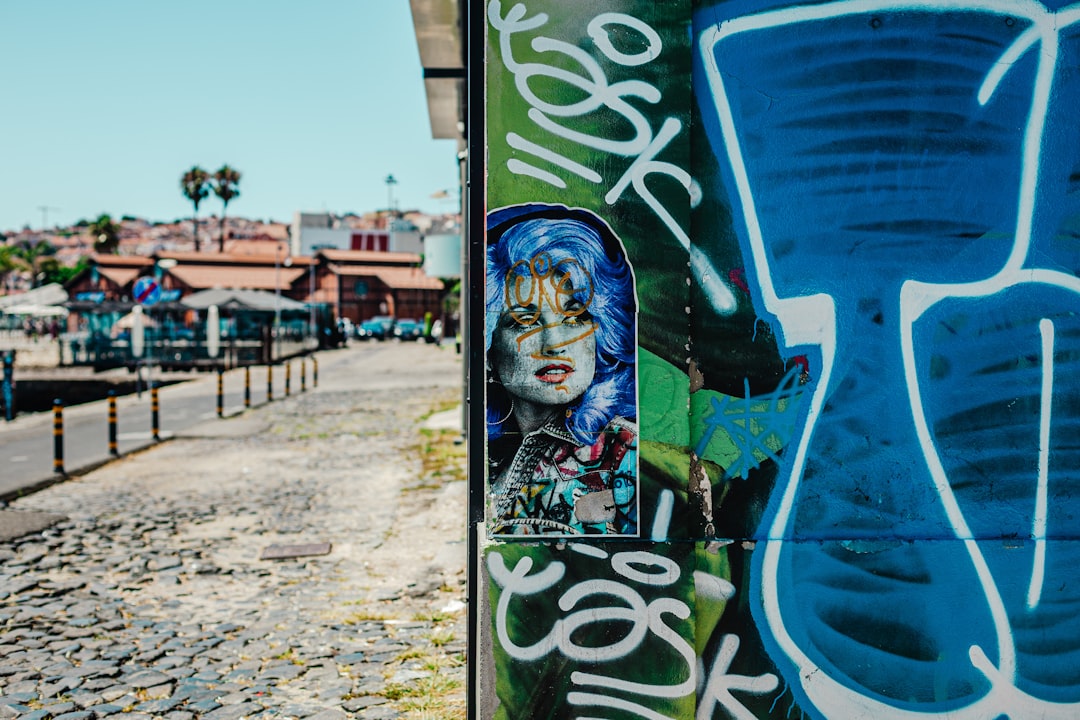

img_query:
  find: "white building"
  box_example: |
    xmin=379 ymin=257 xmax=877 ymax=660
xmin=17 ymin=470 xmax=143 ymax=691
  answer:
xmin=290 ymin=212 xmax=422 ymax=257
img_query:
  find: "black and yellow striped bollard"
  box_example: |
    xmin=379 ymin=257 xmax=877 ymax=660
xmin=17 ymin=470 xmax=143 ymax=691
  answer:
xmin=53 ymin=398 xmax=65 ymax=475
xmin=244 ymin=366 xmax=251 ymax=409
xmin=285 ymin=361 xmax=291 ymax=397
xmin=301 ymin=358 xmax=307 ymax=393
xmin=267 ymin=364 xmax=273 ymax=402
xmin=108 ymin=390 xmax=118 ymax=456
xmin=151 ymin=383 xmax=160 ymax=441
xmin=216 ymin=367 xmax=224 ymax=418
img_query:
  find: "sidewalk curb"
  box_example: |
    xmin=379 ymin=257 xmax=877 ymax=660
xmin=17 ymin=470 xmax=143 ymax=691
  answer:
xmin=0 ymin=438 xmax=167 ymax=504
xmin=0 ymin=346 xmax=377 ymax=504
xmin=1 ymin=396 xmax=282 ymax=505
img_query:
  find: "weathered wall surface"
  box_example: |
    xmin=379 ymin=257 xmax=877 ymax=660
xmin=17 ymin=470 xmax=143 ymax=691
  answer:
xmin=479 ymin=1 xmax=1080 ymax=717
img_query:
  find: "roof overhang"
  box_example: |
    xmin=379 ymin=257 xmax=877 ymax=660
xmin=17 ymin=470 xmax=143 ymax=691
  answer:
xmin=410 ymin=0 xmax=465 ymax=140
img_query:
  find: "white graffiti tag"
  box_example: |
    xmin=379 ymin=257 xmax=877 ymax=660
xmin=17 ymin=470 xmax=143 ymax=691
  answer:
xmin=488 ymin=1 xmax=737 ymax=315
xmin=489 ymin=546 xmax=779 ymax=718
xmin=696 ymin=634 xmax=779 ymax=720
xmin=487 ymin=546 xmax=697 ymax=713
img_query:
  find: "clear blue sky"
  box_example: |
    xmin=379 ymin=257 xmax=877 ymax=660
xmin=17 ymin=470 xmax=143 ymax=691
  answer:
xmin=0 ymin=1 xmax=462 ymax=233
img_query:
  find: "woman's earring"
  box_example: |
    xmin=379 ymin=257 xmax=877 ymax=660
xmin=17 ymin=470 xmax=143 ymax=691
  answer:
xmin=492 ymin=399 xmax=515 ymax=425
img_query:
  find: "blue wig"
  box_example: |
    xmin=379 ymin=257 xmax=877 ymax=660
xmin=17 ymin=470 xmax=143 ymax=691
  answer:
xmin=486 ymin=204 xmax=637 ymax=445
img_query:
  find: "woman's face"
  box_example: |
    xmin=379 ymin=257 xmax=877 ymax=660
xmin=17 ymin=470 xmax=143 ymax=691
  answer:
xmin=490 ymin=254 xmax=597 ymax=409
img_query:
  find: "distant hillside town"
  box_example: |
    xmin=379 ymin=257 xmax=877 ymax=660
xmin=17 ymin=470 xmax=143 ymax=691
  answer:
xmin=0 ymin=206 xmax=462 ymax=374
xmin=0 ymin=209 xmax=461 ymax=294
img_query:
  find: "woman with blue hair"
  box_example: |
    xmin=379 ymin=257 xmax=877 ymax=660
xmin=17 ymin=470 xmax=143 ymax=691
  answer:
xmin=486 ymin=204 xmax=638 ymax=536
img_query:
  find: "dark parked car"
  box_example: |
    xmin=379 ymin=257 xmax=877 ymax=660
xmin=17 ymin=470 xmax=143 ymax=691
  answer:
xmin=356 ymin=316 xmax=394 ymax=341
xmin=393 ymin=319 xmax=423 ymax=341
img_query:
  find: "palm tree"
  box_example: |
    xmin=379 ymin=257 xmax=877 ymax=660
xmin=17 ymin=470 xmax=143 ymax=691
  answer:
xmin=181 ymin=166 xmax=210 ymax=252
xmin=0 ymin=245 xmax=22 ymax=294
xmin=211 ymin=165 xmax=241 ymax=252
xmin=37 ymin=255 xmax=88 ymax=287
xmin=13 ymin=239 xmax=57 ymax=287
xmin=88 ymin=213 xmax=120 ymax=254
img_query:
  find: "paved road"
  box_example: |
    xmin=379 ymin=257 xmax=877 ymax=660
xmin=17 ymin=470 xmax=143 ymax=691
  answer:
xmin=0 ymin=348 xmax=355 ymax=500
xmin=0 ymin=340 xmax=467 ymax=719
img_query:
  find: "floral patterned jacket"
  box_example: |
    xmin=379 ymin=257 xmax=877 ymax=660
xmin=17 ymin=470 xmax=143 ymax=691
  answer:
xmin=488 ymin=416 xmax=637 ymax=536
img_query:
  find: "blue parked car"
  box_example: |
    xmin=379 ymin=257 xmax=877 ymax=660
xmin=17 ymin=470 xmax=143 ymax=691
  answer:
xmin=356 ymin=316 xmax=394 ymax=341
xmin=393 ymin=319 xmax=423 ymax=341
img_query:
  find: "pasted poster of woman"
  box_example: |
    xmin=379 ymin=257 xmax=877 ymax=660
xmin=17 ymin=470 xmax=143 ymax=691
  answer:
xmin=486 ymin=204 xmax=639 ymax=537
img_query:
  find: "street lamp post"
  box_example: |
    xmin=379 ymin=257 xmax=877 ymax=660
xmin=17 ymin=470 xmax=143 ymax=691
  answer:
xmin=275 ymin=248 xmax=294 ymax=361
xmin=385 ymin=174 xmax=398 ymax=251
xmin=308 ymin=260 xmax=316 ymax=343
xmin=274 ymin=246 xmax=281 ymax=361
xmin=385 ymin=174 xmax=397 ymax=214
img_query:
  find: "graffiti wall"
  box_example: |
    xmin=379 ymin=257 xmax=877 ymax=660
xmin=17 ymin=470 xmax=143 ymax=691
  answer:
xmin=478 ymin=1 xmax=1080 ymax=717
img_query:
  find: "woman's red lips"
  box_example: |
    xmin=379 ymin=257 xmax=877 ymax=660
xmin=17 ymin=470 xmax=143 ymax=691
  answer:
xmin=536 ymin=364 xmax=573 ymax=383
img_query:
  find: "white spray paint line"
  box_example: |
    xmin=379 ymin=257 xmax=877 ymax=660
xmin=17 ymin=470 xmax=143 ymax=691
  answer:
xmin=651 ymin=489 xmax=673 ymax=541
xmin=1028 ymin=318 xmax=1054 ymax=609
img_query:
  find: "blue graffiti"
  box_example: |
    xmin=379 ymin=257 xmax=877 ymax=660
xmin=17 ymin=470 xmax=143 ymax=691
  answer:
xmin=695 ymin=365 xmax=803 ymax=480
xmin=696 ymin=0 xmax=1080 ymax=718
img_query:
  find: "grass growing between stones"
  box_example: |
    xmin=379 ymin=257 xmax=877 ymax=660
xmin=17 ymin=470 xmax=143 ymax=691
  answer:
xmin=342 ymin=610 xmax=393 ymax=624
xmin=397 ymin=647 xmax=429 ymax=662
xmin=410 ymin=427 xmax=466 ymax=490
xmin=412 ymin=610 xmax=453 ymax=624
xmin=272 ymin=646 xmax=304 ymax=665
xmin=427 ymin=629 xmax=455 ymax=647
xmin=383 ymin=653 xmax=466 ymax=720
xmin=418 ymin=397 xmax=462 ymax=422
xmin=406 ymin=393 xmax=466 ymax=492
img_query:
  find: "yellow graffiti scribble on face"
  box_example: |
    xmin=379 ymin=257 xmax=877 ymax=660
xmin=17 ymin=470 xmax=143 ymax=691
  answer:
xmin=506 ymin=253 xmax=596 ymax=360
xmin=491 ymin=252 xmax=598 ymax=403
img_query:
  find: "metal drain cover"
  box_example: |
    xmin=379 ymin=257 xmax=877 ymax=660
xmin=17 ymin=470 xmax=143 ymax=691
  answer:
xmin=260 ymin=542 xmax=332 ymax=560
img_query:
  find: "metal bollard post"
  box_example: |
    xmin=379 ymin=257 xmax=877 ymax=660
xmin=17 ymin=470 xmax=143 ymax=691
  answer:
xmin=2 ymin=350 xmax=14 ymax=422
xmin=267 ymin=364 xmax=273 ymax=402
xmin=216 ymin=367 xmax=224 ymax=418
xmin=53 ymin=399 xmax=65 ymax=475
xmin=244 ymin=366 xmax=251 ymax=409
xmin=108 ymin=391 xmax=118 ymax=456
xmin=151 ymin=383 xmax=160 ymax=441
xmin=301 ymin=358 xmax=307 ymax=393
xmin=313 ymin=356 xmax=318 ymax=387
xmin=285 ymin=361 xmax=291 ymax=397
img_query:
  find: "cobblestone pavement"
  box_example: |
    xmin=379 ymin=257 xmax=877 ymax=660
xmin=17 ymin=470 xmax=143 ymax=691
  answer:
xmin=0 ymin=343 xmax=468 ymax=720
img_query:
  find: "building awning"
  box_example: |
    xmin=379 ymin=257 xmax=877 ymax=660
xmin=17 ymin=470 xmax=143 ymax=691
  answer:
xmin=156 ymin=249 xmax=304 ymax=266
xmin=167 ymin=265 xmax=306 ymax=291
xmin=409 ymin=0 xmax=464 ymax=140
xmin=90 ymin=254 xmax=154 ymax=267
xmin=330 ymin=264 xmax=443 ymax=290
xmin=2 ymin=304 xmax=68 ymax=317
xmin=0 ymin=282 xmax=69 ymax=308
xmin=182 ymin=288 xmax=307 ymax=312
xmin=96 ymin=267 xmax=142 ymax=288
xmin=318 ymin=249 xmax=421 ymax=265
